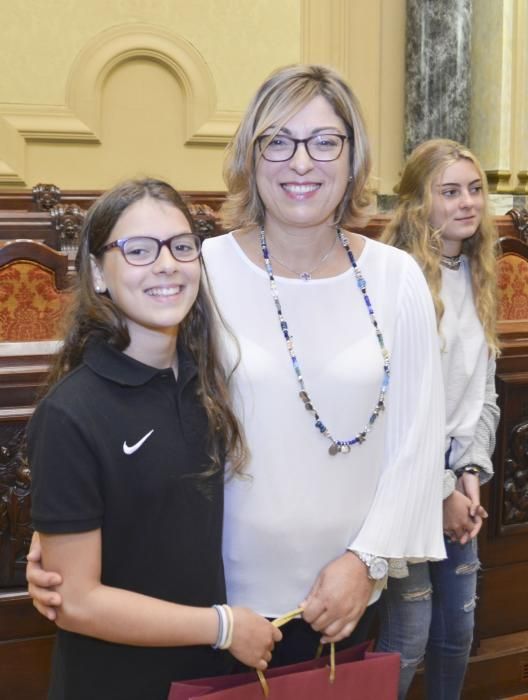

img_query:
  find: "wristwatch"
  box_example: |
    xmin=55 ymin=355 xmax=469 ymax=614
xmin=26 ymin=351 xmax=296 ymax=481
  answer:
xmin=454 ymin=465 xmax=481 ymax=479
xmin=351 ymin=551 xmax=389 ymax=581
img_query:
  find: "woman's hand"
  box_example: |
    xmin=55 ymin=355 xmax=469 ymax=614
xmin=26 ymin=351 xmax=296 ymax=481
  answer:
xmin=26 ymin=532 xmax=63 ymax=620
xmin=229 ymin=607 xmax=282 ymax=670
xmin=443 ymin=488 xmax=483 ymax=544
xmin=300 ymin=551 xmax=374 ymax=643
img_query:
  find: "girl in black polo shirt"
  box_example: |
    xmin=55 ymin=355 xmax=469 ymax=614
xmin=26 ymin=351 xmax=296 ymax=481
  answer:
xmin=28 ymin=179 xmax=280 ymax=700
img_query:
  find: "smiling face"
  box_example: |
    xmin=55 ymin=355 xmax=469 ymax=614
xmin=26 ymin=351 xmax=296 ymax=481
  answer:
xmin=255 ymin=95 xmax=350 ymax=234
xmin=91 ymin=196 xmax=201 ymax=363
xmin=429 ymin=158 xmax=484 ymax=256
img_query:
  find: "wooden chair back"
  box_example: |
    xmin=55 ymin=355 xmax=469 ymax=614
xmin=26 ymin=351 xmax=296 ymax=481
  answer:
xmin=497 ymin=237 xmax=528 ymax=321
xmin=0 ymin=240 xmax=71 ymax=341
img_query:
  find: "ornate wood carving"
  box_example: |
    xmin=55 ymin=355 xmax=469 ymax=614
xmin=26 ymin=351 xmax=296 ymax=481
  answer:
xmin=507 ymin=207 xmax=528 ymax=244
xmin=49 ymin=204 xmax=85 ymax=251
xmin=32 ymin=184 xmax=61 ymax=212
xmin=0 ymin=424 xmax=31 ymax=588
xmin=503 ymin=420 xmax=528 ymax=526
xmin=188 ymin=202 xmax=221 ymax=238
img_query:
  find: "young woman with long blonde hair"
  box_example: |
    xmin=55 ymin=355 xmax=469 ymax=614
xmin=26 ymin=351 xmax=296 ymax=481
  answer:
xmin=377 ymin=139 xmax=500 ymax=700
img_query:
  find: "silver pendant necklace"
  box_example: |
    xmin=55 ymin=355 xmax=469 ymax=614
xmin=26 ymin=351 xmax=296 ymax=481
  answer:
xmin=267 ymin=233 xmax=338 ymax=281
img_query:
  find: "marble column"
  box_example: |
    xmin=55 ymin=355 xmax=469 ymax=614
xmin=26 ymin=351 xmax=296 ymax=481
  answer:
xmin=405 ymin=0 xmax=472 ymax=156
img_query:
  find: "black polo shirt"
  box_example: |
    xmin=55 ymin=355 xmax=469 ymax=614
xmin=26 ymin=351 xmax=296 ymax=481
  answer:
xmin=29 ymin=340 xmax=229 ymax=700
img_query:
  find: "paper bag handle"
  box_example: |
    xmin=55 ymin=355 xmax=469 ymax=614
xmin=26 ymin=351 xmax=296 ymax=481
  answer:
xmin=256 ymin=607 xmax=335 ymax=697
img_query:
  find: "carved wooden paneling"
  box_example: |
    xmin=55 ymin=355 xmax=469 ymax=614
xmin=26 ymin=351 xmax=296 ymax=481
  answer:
xmin=0 ymin=344 xmax=55 ymax=589
xmin=0 ymin=212 xmax=59 ymax=249
xmin=475 ymin=319 xmax=528 ymax=640
xmin=507 ymin=207 xmax=528 ymax=243
xmin=0 ymin=613 xmax=54 ymax=700
xmin=0 ymin=345 xmax=56 ymax=700
xmin=0 ymin=188 xmax=102 ymax=211
xmin=0 ymin=353 xmax=50 ymax=591
xmin=187 ymin=203 xmax=222 ymax=238
xmin=0 ymin=421 xmax=31 ymax=588
xmin=32 ymin=184 xmax=62 ymax=212
xmin=502 ymin=420 xmax=528 ymax=528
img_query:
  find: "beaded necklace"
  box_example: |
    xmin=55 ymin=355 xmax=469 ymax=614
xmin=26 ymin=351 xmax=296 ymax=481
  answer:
xmin=259 ymin=227 xmax=391 ymax=455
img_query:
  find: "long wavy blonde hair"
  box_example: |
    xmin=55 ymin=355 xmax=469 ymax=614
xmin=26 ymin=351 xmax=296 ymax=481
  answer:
xmin=382 ymin=139 xmax=499 ymax=354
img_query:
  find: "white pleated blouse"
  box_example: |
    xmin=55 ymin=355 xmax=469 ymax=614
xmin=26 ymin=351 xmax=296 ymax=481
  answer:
xmin=203 ymin=233 xmax=446 ymax=617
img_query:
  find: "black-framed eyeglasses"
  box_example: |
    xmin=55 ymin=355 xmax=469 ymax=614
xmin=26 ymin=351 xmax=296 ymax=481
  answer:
xmin=99 ymin=234 xmax=201 ymax=266
xmin=257 ymin=133 xmax=349 ymax=162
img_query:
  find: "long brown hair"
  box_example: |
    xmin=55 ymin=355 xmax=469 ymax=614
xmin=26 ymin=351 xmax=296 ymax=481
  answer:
xmin=47 ymin=178 xmax=247 ymax=476
xmin=222 ymin=64 xmax=372 ymax=232
xmin=382 ymin=139 xmax=498 ymax=354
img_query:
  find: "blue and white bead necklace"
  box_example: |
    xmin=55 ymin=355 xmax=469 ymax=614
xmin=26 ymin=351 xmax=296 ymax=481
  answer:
xmin=259 ymin=226 xmax=391 ymax=455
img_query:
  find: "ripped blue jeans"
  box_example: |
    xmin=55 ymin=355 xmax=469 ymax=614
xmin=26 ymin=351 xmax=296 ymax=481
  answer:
xmin=377 ymin=538 xmax=479 ymax=700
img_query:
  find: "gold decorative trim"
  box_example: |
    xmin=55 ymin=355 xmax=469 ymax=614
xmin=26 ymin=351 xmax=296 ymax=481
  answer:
xmin=515 ymin=171 xmax=528 ymax=195
xmin=0 ymin=23 xmax=242 ymax=184
xmin=486 ymin=169 xmax=512 ymax=193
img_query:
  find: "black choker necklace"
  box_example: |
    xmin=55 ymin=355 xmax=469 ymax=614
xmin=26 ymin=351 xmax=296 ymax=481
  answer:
xmin=440 ymin=254 xmax=462 ymax=271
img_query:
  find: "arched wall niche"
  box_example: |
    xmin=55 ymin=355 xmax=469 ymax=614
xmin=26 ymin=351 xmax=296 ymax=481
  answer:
xmin=0 ymin=24 xmax=241 ymax=185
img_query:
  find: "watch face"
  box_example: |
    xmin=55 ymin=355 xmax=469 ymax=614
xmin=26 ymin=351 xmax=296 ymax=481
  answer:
xmin=370 ymin=557 xmax=388 ymax=580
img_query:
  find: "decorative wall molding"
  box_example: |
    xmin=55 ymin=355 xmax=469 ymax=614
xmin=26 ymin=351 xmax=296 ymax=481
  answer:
xmin=0 ymin=24 xmax=242 ymax=185
xmin=301 ymin=0 xmax=350 ymax=73
xmin=471 ymin=1 xmax=528 ymax=193
xmin=300 ymin=0 xmax=390 ymax=194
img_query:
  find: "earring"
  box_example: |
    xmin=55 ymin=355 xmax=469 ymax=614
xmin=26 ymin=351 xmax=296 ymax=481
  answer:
xmin=348 ymin=175 xmax=353 ymax=181
xmin=95 ymin=285 xmax=102 ymax=293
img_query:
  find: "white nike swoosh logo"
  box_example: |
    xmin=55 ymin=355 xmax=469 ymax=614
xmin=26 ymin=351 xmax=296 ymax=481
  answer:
xmin=123 ymin=429 xmax=154 ymax=455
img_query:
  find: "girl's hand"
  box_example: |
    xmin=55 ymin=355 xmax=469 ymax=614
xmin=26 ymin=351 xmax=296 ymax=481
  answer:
xmin=458 ymin=472 xmax=488 ymax=520
xmin=443 ymin=489 xmax=476 ymax=544
xmin=229 ymin=607 xmax=282 ymax=670
xmin=26 ymin=532 xmax=63 ymax=620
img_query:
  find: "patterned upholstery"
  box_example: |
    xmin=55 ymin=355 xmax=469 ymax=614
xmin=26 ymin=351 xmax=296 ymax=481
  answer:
xmin=0 ymin=242 xmax=70 ymax=341
xmin=497 ymin=244 xmax=528 ymax=322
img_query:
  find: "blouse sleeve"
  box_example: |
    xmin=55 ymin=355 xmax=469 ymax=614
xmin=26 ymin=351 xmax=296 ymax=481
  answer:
xmin=451 ymin=355 xmax=500 ymax=484
xmin=348 ymin=256 xmax=446 ymax=561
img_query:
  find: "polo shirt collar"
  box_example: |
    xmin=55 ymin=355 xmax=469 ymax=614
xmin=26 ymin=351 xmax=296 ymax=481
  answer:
xmin=83 ymin=338 xmax=198 ymax=387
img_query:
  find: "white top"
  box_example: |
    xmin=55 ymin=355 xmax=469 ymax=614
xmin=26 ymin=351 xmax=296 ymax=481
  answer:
xmin=440 ymin=258 xmax=489 ymax=469
xmin=203 ymin=233 xmax=446 ymax=617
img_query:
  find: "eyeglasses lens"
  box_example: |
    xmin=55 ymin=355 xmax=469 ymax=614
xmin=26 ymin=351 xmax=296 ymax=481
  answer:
xmin=261 ymin=134 xmax=345 ymax=162
xmin=122 ymin=235 xmax=200 ymax=265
